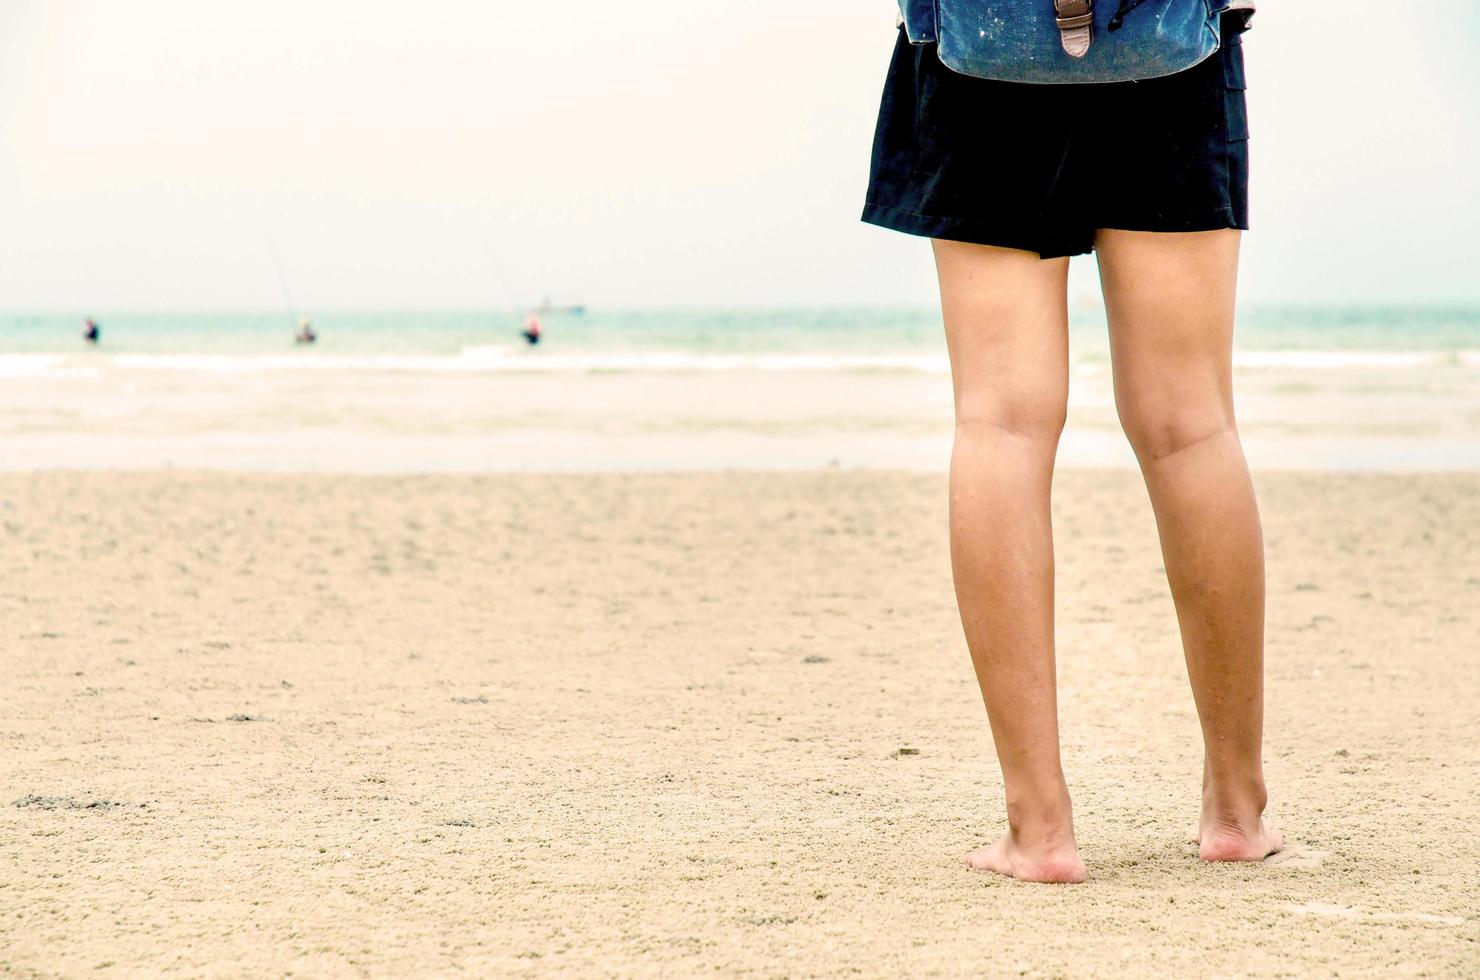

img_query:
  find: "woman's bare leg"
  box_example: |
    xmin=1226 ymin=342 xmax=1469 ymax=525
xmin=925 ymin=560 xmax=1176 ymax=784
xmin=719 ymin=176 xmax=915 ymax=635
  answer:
xmin=933 ymin=239 xmax=1085 ymax=884
xmin=1095 ymin=228 xmax=1282 ymax=862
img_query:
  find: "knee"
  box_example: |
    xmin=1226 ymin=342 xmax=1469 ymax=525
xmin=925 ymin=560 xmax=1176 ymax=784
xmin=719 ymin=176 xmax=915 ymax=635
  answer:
xmin=955 ymin=394 xmax=1068 ymax=446
xmin=1118 ymin=397 xmax=1236 ymax=462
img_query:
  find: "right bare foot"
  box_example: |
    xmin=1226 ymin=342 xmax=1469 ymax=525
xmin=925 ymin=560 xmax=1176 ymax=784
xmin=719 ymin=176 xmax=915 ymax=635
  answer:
xmin=964 ymin=833 xmax=1086 ymax=883
xmin=1199 ymin=816 xmax=1284 ymax=862
xmin=1199 ymin=769 xmax=1283 ymax=862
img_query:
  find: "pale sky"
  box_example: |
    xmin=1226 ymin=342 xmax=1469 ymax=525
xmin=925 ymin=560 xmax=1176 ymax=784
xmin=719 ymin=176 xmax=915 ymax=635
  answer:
xmin=2 ymin=1 xmax=1477 ymax=311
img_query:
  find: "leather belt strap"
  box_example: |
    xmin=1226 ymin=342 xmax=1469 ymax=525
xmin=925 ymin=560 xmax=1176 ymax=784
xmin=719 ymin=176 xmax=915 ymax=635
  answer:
xmin=1053 ymin=0 xmax=1094 ymax=58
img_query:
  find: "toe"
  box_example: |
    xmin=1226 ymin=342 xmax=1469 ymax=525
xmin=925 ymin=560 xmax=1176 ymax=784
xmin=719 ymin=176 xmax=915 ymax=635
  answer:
xmin=963 ymin=847 xmax=995 ymax=872
xmin=964 ymin=841 xmax=1015 ymax=877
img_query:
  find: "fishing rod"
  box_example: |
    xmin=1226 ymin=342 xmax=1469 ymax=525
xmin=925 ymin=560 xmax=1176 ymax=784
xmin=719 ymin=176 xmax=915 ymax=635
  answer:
xmin=267 ymin=235 xmax=318 ymax=344
xmin=484 ymin=243 xmax=523 ymax=319
xmin=265 ymin=235 xmax=298 ymax=324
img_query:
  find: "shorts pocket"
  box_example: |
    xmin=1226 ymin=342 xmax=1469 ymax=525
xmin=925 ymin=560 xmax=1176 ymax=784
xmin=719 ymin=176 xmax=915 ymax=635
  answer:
xmin=1221 ymin=38 xmax=1249 ymax=142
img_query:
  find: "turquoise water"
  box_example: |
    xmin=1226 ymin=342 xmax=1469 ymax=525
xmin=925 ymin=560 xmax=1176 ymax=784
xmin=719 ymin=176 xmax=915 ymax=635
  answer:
xmin=4 ymin=306 xmax=1477 ymax=472
xmin=3 ymin=306 xmax=1478 ymax=369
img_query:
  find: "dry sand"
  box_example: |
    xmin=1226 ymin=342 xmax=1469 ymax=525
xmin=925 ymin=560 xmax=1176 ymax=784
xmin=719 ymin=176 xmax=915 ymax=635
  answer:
xmin=2 ymin=469 xmax=1476 ymax=977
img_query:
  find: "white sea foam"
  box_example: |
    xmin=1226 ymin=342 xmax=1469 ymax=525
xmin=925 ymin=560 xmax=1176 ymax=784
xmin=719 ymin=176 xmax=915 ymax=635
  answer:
xmin=1231 ymin=350 xmax=1468 ymax=369
xmin=0 ymin=354 xmax=99 ymax=379
xmin=7 ymin=350 xmax=957 ymax=376
xmin=1 ymin=348 xmax=1475 ymax=378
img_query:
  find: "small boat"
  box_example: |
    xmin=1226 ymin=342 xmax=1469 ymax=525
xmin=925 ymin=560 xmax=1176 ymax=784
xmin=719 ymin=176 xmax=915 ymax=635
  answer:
xmin=534 ymin=295 xmax=586 ymax=316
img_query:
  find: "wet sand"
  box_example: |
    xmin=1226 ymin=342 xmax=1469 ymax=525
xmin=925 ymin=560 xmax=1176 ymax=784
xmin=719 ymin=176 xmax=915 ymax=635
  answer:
xmin=2 ymin=469 xmax=1476 ymax=976
xmin=3 ymin=356 xmax=1479 ymax=472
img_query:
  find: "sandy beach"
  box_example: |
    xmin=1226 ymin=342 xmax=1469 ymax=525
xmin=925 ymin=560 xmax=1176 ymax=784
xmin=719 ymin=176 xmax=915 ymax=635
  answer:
xmin=9 ymin=0 xmax=1479 ymax=973
xmin=4 ymin=351 xmax=1480 ymax=472
xmin=3 ymin=468 xmax=1476 ymax=977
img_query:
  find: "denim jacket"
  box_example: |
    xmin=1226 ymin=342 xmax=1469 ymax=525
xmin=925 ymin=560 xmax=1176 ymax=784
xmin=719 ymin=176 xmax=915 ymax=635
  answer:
xmin=897 ymin=0 xmax=1255 ymax=84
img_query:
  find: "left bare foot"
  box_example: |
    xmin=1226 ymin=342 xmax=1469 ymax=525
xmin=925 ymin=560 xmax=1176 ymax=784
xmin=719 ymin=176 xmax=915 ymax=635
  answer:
xmin=964 ymin=833 xmax=1086 ymax=883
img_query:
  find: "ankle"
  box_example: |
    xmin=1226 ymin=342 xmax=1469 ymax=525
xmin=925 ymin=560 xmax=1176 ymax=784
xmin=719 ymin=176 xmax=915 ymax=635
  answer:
xmin=1201 ymin=771 xmax=1268 ymax=831
xmin=1005 ymin=787 xmax=1076 ymax=849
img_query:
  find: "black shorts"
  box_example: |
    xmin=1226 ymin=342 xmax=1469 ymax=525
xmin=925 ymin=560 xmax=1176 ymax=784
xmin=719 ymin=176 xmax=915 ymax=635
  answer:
xmin=862 ymin=17 xmax=1250 ymax=259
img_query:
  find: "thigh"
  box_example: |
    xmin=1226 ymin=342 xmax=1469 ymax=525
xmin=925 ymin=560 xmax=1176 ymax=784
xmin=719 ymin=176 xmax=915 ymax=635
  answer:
xmin=1094 ymin=228 xmax=1241 ymax=429
xmin=932 ymin=240 xmax=1071 ymax=429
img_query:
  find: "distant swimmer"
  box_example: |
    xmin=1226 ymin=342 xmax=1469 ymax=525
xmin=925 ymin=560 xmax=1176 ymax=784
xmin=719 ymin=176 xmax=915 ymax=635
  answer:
xmin=82 ymin=317 xmax=100 ymax=345
xmin=521 ymin=314 xmax=542 ymax=346
xmin=295 ymin=316 xmax=317 ymax=345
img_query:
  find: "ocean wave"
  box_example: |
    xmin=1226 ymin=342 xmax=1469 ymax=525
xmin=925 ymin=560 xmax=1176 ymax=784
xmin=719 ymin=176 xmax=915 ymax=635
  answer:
xmin=0 ymin=354 xmax=99 ymax=379
xmin=0 ymin=350 xmax=956 ymax=375
xmin=0 ymin=349 xmax=1475 ymax=378
xmin=1231 ymin=350 xmax=1472 ymax=369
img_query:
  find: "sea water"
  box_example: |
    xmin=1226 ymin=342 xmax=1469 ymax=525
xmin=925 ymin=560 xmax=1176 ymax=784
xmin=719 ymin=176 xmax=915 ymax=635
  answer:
xmin=3 ymin=305 xmax=1478 ymax=371
xmin=1 ymin=306 xmax=1477 ymax=471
